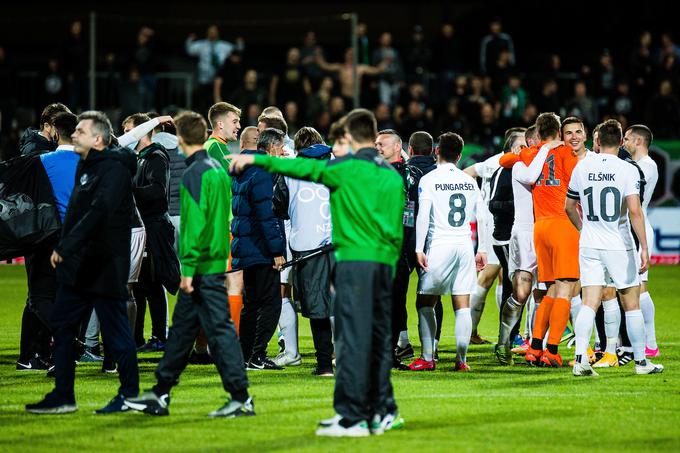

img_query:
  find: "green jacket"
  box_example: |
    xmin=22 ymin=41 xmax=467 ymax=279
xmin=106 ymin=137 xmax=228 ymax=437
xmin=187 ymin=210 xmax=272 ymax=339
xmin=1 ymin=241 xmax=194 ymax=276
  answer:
xmin=204 ymin=135 xmax=234 ymax=222
xmin=253 ymin=148 xmax=404 ymax=267
xmin=180 ymin=150 xmax=231 ymax=277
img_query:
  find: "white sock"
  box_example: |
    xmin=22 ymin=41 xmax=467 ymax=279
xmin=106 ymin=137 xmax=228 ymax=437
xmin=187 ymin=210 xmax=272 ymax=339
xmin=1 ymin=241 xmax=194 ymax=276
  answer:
xmin=639 ymin=291 xmax=657 ymax=350
xmin=523 ymin=294 xmax=534 ymax=338
xmin=470 ymin=284 xmax=489 ymax=331
xmin=499 ymin=296 xmax=523 ymax=346
xmin=625 ymin=309 xmax=646 ymax=362
xmin=574 ymin=305 xmax=595 ymax=364
xmin=495 ymin=284 xmax=503 ymax=311
xmin=602 ymin=298 xmax=620 ymax=355
xmin=529 ymin=301 xmax=540 ymax=341
xmin=398 ymin=330 xmax=410 ymax=348
xmin=278 ymin=297 xmax=298 ymax=357
xmin=434 ymin=338 xmax=439 ymax=352
xmin=330 ymin=316 xmax=335 ymax=342
xmin=418 ymin=307 xmax=436 ymax=361
xmin=455 ymin=308 xmax=472 ymax=363
xmin=570 ymin=295 xmax=582 ymax=325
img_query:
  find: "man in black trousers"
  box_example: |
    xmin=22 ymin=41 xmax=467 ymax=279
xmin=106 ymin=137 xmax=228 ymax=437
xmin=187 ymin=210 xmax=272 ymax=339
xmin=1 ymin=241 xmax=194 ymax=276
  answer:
xmin=26 ymin=111 xmax=139 ymax=414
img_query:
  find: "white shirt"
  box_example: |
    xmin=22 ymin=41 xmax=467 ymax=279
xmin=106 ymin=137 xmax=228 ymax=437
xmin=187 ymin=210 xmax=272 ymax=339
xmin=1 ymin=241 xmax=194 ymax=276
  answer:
xmin=568 ymin=153 xmax=641 ymax=250
xmin=508 ymin=143 xmax=554 ymax=230
xmin=636 ymin=155 xmax=658 ymax=214
xmin=416 ymin=163 xmax=487 ymax=252
xmin=473 ymin=152 xmax=502 ymax=246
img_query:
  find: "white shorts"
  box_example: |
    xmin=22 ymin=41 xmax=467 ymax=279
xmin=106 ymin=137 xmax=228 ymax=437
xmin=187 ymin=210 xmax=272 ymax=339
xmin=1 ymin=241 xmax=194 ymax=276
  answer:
xmin=482 ymin=227 xmax=500 ymax=266
xmin=417 ymin=242 xmax=476 ymax=296
xmin=129 ymin=227 xmax=146 ymax=283
xmin=639 ymin=225 xmax=654 ymax=282
xmin=579 ymin=247 xmax=640 ymax=290
xmin=509 ymin=228 xmax=537 ymax=278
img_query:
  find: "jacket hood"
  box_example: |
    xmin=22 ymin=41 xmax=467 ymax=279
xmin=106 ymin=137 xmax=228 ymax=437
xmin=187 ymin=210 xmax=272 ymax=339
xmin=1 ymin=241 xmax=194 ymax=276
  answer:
xmin=299 ymin=143 xmax=332 ymax=159
xmin=153 ymin=132 xmax=179 ymax=150
xmin=105 ymin=145 xmax=138 ymax=176
xmin=19 ymin=128 xmax=53 ymax=154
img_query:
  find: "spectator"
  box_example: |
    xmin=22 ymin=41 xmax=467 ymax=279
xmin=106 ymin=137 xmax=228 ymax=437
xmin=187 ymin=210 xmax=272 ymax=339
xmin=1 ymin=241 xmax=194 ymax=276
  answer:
xmin=656 ymin=54 xmax=680 ymax=89
xmin=300 ymin=31 xmax=324 ymax=89
xmin=185 ymin=25 xmax=244 ymax=113
xmin=436 ymin=99 xmax=468 ymax=138
xmin=20 ymin=102 xmax=71 ymax=156
xmin=535 ymin=79 xmax=560 ymax=114
xmin=231 ymin=127 xmax=286 ymax=370
xmin=356 ymin=22 xmax=371 ymax=65
xmin=119 ymin=67 xmax=145 ymax=122
xmin=521 ymin=103 xmax=539 ymax=127
xmin=488 ymin=49 xmax=514 ymax=94
xmin=244 ymin=103 xmax=262 ymax=127
xmin=566 ymin=80 xmax=598 ymax=128
xmin=316 ymin=47 xmax=386 ymax=107
xmin=229 ymin=69 xmax=267 ymax=112
xmin=375 ymin=102 xmax=396 ymax=131
xmin=435 ymin=24 xmax=465 ymax=101
xmin=62 ymin=20 xmax=88 ymax=110
xmin=131 ymin=26 xmax=157 ymax=112
xmin=594 ymin=49 xmax=617 ymax=104
xmin=655 ymin=32 xmax=680 ymax=65
xmin=645 ymin=79 xmax=680 ymax=138
xmin=630 ymin=31 xmax=654 ymax=103
xmin=473 ymin=102 xmax=502 ymax=150
xmin=612 ymin=80 xmax=634 ymax=119
xmin=399 ymin=100 xmax=433 ymax=140
xmin=372 ymin=32 xmax=404 ymax=106
xmin=479 ymin=17 xmax=515 ymax=74
xmin=213 ymin=50 xmax=245 ymax=104
xmin=269 ymin=48 xmax=311 ymax=118
xmin=284 ymin=101 xmax=300 ymax=136
xmin=404 ymin=25 xmax=432 ymax=84
xmin=329 ymin=96 xmax=347 ymax=123
xmin=500 ymin=74 xmax=526 ymax=124
xmin=306 ymin=76 xmax=333 ymax=123
xmin=40 ymin=58 xmax=67 ymax=107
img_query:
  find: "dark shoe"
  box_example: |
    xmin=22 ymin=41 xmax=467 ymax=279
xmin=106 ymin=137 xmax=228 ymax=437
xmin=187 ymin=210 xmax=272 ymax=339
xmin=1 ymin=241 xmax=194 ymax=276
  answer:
xmin=79 ymin=349 xmax=104 ymax=363
xmin=102 ymin=358 xmax=117 ymax=374
xmin=26 ymin=393 xmax=77 ymax=414
xmin=617 ymin=349 xmax=634 ymax=366
xmin=247 ymin=356 xmax=283 ymax=371
xmin=312 ymin=367 xmax=334 ymax=377
xmin=208 ymin=397 xmax=255 ymax=418
xmin=17 ymin=355 xmax=50 ymax=371
xmin=137 ymin=337 xmax=166 ymax=353
xmin=125 ymin=390 xmax=170 ymax=416
xmin=394 ymin=343 xmax=415 ymax=361
xmin=94 ymin=394 xmax=131 ymax=414
xmin=189 ymin=350 xmax=214 ymax=365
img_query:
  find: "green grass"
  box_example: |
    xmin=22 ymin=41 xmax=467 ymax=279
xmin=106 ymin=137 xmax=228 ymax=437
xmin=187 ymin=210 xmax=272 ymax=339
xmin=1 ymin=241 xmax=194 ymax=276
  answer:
xmin=0 ymin=265 xmax=679 ymax=452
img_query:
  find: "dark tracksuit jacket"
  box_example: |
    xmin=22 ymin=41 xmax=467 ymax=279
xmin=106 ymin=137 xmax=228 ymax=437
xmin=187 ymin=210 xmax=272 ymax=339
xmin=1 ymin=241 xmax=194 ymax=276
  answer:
xmin=19 ymin=128 xmax=56 ymax=156
xmin=252 ymin=147 xmax=404 ymax=423
xmin=155 ymin=149 xmax=247 ymax=397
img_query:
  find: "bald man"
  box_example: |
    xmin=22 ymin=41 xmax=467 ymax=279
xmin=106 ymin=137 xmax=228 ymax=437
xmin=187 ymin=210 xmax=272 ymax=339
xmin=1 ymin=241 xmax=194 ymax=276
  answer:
xmin=239 ymin=126 xmax=259 ymax=152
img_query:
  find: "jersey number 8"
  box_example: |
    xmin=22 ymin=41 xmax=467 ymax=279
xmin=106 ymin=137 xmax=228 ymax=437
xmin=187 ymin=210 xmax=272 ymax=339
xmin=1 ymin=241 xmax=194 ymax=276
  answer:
xmin=448 ymin=193 xmax=466 ymax=227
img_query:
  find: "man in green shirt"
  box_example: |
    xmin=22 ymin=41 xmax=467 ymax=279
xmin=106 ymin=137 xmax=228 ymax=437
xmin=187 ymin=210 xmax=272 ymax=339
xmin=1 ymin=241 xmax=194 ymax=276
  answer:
xmin=126 ymin=111 xmax=252 ymax=418
xmin=229 ymin=109 xmax=405 ymax=437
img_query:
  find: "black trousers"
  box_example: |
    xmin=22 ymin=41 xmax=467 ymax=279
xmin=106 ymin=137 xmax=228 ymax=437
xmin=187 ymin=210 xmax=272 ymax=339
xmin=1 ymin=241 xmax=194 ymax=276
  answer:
xmin=391 ymin=251 xmax=414 ymax=350
xmin=133 ymin=255 xmax=168 ymax=344
xmin=310 ymin=318 xmax=333 ymax=370
xmin=155 ymin=274 xmax=248 ymax=397
xmin=19 ymin=244 xmax=57 ymax=361
xmin=240 ymin=264 xmax=281 ymax=362
xmin=334 ymin=261 xmax=396 ymax=423
xmin=494 ymin=243 xmax=522 ymax=338
xmin=50 ymin=285 xmax=139 ymax=402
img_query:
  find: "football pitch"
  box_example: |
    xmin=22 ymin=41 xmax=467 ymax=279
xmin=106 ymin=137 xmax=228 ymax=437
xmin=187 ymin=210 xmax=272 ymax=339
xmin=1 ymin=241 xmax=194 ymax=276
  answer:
xmin=0 ymin=265 xmax=678 ymax=452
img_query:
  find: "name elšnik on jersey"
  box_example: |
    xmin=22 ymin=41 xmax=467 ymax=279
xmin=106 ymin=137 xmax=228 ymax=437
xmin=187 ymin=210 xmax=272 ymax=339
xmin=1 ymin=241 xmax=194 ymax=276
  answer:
xmin=587 ymin=172 xmax=616 ymax=182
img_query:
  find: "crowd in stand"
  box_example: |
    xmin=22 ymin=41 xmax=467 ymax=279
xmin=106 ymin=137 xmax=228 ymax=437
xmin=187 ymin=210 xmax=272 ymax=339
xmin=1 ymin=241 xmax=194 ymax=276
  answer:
xmin=3 ymin=18 xmax=680 ymax=163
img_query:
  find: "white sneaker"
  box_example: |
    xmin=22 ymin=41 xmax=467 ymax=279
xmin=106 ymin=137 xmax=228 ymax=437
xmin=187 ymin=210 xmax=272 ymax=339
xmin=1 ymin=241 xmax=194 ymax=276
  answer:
xmin=272 ymin=352 xmax=302 ymax=367
xmin=573 ymin=362 xmax=599 ymax=377
xmin=370 ymin=412 xmax=405 ymax=435
xmin=315 ymin=418 xmax=369 ymax=437
xmin=318 ymin=414 xmax=342 ymax=428
xmin=635 ymin=360 xmax=664 ymax=375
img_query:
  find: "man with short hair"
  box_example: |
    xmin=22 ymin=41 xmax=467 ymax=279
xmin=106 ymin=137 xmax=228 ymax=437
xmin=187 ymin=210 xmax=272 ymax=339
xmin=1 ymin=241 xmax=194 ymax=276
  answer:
xmin=623 ymin=125 xmax=659 ymax=357
xmin=409 ymin=132 xmax=488 ymax=372
xmin=229 ymin=109 xmax=405 ymax=437
xmin=125 ymin=111 xmax=253 ymax=417
xmin=232 ymin=127 xmax=287 ymax=371
xmin=26 ymin=111 xmax=140 ymax=414
xmin=567 ymin=119 xmax=663 ymax=376
xmin=20 ymin=103 xmax=71 ymax=156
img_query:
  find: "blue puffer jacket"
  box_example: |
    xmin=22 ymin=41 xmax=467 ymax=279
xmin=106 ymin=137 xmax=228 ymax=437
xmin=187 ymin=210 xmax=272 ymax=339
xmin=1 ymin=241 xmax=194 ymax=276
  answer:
xmin=230 ymin=149 xmax=286 ymax=269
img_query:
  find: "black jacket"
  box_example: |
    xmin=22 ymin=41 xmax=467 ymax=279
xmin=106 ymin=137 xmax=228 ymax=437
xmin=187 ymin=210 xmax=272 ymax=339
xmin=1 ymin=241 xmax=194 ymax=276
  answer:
xmin=408 ymin=154 xmax=437 ymax=176
xmin=231 ymin=149 xmax=286 ymax=269
xmin=19 ymin=128 xmax=56 ymax=156
xmin=392 ymin=158 xmax=424 ymax=254
xmin=166 ymin=143 xmax=185 ymax=217
xmin=54 ymin=146 xmax=136 ymax=299
xmin=134 ymin=143 xmax=170 ymax=220
xmin=488 ymin=166 xmax=514 ymax=242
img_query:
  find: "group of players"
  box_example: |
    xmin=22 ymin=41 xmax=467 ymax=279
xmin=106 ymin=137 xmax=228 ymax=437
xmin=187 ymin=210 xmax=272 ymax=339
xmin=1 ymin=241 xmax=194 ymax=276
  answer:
xmin=397 ymin=112 xmax=663 ymax=377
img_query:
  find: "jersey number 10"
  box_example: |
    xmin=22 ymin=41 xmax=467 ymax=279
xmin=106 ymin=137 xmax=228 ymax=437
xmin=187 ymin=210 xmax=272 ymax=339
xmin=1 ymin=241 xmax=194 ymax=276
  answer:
xmin=584 ymin=186 xmax=621 ymax=222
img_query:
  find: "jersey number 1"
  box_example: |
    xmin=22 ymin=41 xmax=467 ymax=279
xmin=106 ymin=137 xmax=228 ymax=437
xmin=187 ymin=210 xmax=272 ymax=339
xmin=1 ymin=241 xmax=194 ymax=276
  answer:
xmin=535 ymin=154 xmax=560 ymax=186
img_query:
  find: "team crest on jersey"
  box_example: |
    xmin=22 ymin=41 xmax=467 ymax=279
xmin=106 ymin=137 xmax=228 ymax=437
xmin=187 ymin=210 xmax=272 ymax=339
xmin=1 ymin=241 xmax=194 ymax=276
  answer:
xmin=418 ymin=186 xmax=422 ymax=194
xmin=80 ymin=174 xmax=89 ymax=185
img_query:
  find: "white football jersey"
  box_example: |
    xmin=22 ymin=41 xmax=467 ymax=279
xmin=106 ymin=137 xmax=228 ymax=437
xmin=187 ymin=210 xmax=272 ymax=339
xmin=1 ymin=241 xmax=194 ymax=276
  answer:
xmin=416 ymin=163 xmax=485 ymax=251
xmin=568 ymin=153 xmax=641 ymax=251
xmin=636 ymin=155 xmax=658 ymax=213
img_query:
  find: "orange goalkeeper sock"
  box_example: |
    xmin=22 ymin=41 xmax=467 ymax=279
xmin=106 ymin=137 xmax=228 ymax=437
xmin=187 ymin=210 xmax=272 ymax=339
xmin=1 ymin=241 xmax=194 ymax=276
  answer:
xmin=547 ymin=297 xmax=572 ymax=347
xmin=229 ymin=294 xmax=243 ymax=335
xmin=531 ymin=296 xmax=554 ymax=349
